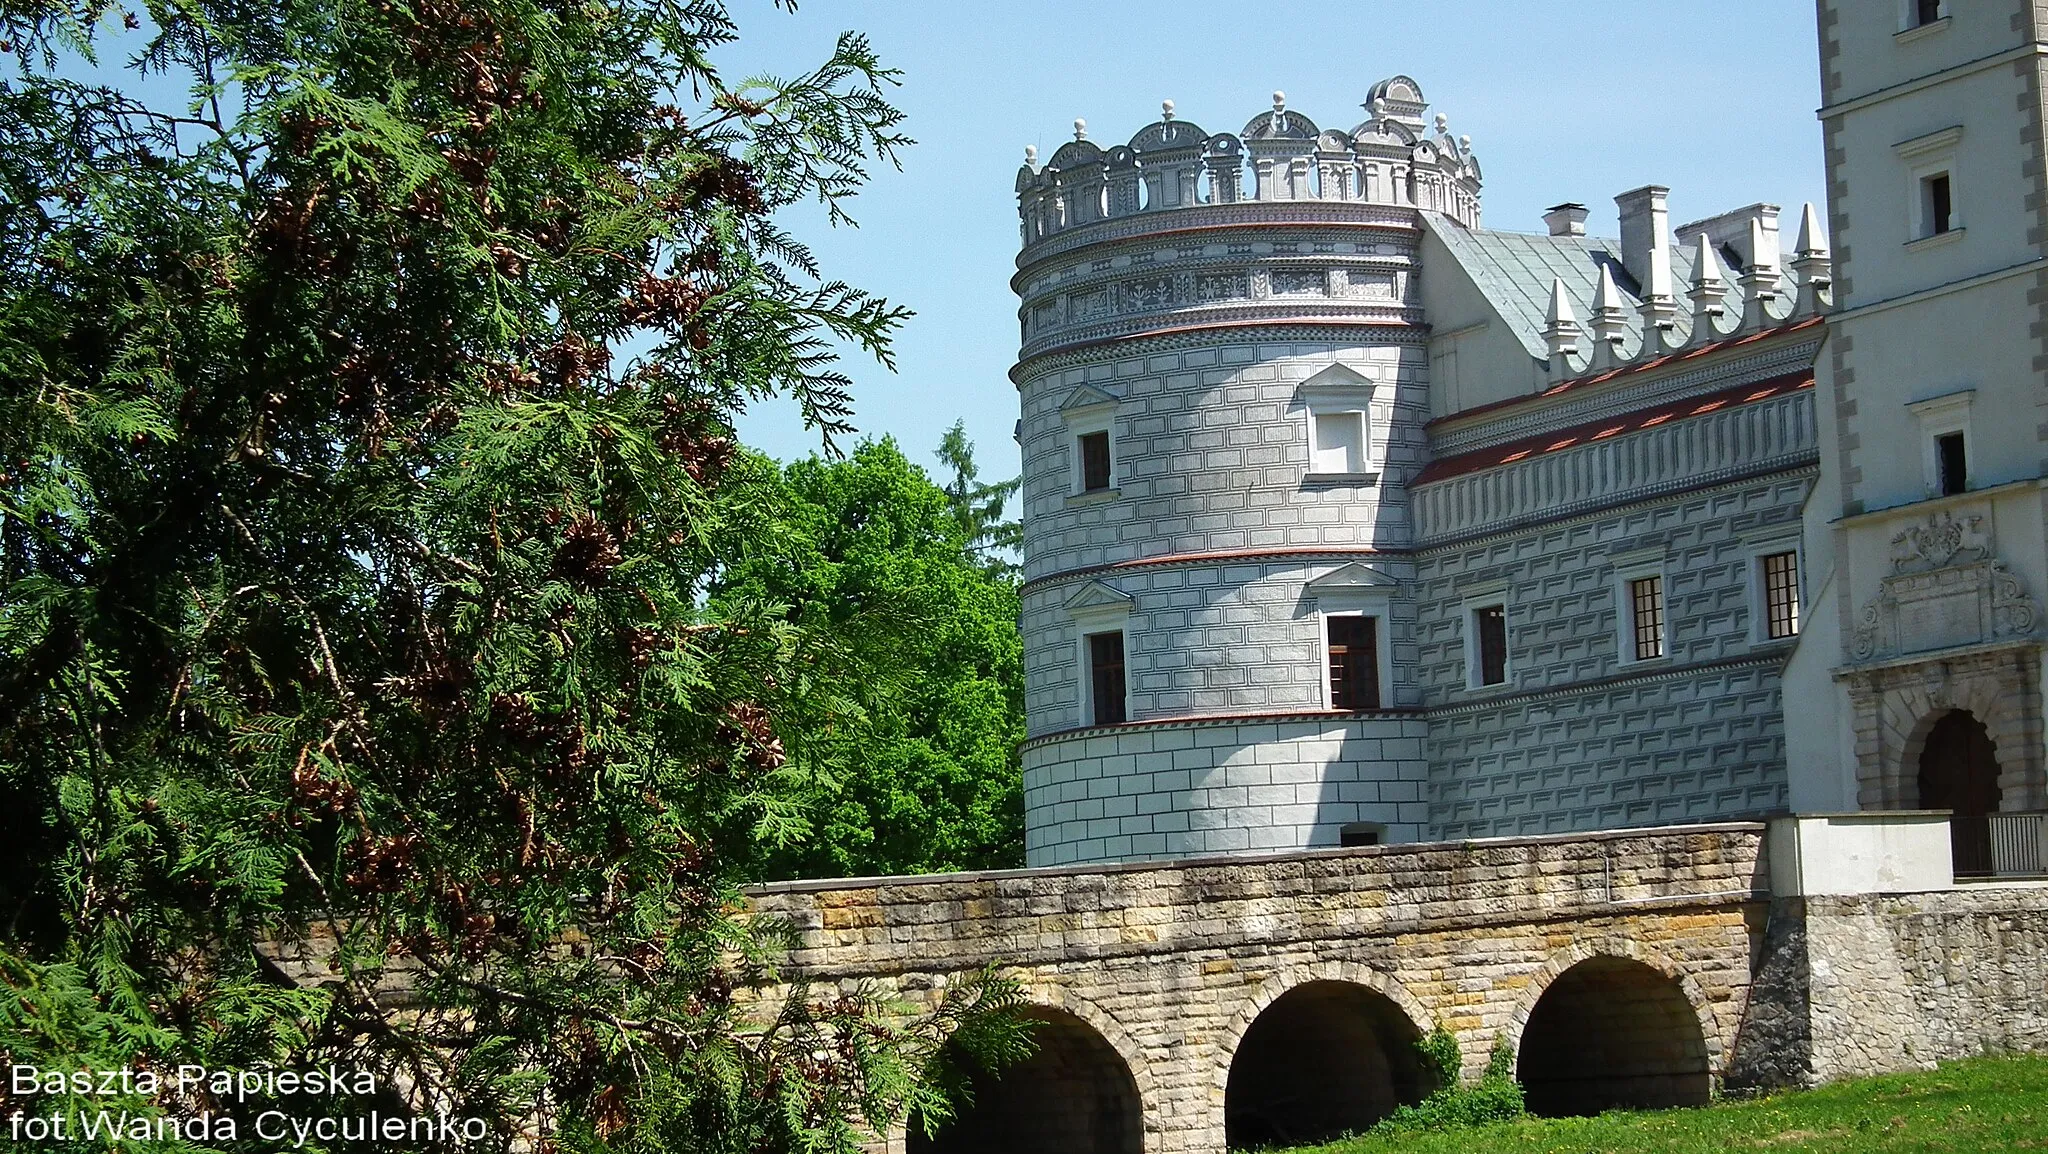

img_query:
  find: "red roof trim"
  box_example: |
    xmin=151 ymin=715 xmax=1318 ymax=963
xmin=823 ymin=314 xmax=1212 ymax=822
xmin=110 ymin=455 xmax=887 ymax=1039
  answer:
xmin=1423 ymin=315 xmax=1825 ymax=433
xmin=1411 ymin=369 xmax=1815 ymax=486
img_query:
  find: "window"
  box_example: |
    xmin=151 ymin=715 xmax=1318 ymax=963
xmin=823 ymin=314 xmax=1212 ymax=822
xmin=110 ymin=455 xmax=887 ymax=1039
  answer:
xmin=1895 ymin=126 xmax=1963 ymax=244
xmin=1628 ymin=576 xmax=1666 ymax=661
xmin=1338 ymin=822 xmax=1384 ymax=848
xmin=1922 ymin=172 xmax=1953 ymax=235
xmin=1311 ymin=410 xmax=1366 ymax=475
xmin=1473 ymin=604 xmax=1507 ymax=687
xmin=1913 ymin=0 xmax=1944 ymax=26
xmin=1078 ymin=430 xmax=1112 ymax=493
xmin=1087 ymin=630 xmax=1126 ymax=726
xmin=1297 ymin=363 xmax=1377 ymax=481
xmin=1761 ymin=551 xmax=1801 ymax=640
xmin=1937 ymin=431 xmax=1968 ymax=496
xmin=1326 ymin=615 xmax=1381 ymax=710
xmin=1060 ymin=387 xmax=1118 ymax=497
xmin=1909 ymin=390 xmax=1975 ymax=498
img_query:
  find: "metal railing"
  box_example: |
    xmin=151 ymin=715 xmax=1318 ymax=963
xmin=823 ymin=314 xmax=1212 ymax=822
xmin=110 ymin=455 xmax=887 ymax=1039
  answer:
xmin=1953 ymin=813 xmax=2048 ymax=878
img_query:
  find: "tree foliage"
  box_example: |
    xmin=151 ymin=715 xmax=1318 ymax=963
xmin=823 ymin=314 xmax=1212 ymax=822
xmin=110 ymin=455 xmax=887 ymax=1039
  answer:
xmin=713 ymin=436 xmax=1024 ymax=881
xmin=0 ymin=0 xmax=1030 ymax=1150
xmin=934 ymin=420 xmax=1020 ymax=578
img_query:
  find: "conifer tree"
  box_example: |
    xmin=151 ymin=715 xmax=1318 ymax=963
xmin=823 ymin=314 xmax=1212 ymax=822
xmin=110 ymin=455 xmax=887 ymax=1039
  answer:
xmin=0 ymin=0 xmax=1028 ymax=1149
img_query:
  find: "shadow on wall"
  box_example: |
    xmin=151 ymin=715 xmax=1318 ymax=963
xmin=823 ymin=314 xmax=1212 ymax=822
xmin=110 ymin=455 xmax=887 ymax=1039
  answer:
xmin=909 ymin=1006 xmax=1142 ymax=1154
xmin=1224 ymin=980 xmax=1431 ymax=1148
xmin=1517 ymin=955 xmax=1712 ymax=1116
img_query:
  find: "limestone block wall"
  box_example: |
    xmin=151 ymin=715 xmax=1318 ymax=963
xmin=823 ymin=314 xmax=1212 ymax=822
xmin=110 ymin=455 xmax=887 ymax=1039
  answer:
xmin=1801 ymin=888 xmax=2048 ymax=1079
xmin=748 ymin=825 xmax=1769 ymax=1154
xmin=1020 ymin=714 xmax=1431 ymax=866
xmin=1415 ymin=471 xmax=1814 ymax=839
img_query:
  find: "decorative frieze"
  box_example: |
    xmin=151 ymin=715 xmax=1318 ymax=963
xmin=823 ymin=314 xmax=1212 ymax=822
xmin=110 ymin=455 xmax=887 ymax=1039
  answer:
xmin=1412 ymin=387 xmax=1818 ymax=545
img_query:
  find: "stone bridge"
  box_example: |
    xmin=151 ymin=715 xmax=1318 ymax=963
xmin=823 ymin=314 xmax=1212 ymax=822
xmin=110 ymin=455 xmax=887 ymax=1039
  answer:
xmin=748 ymin=817 xmax=2048 ymax=1154
xmin=749 ymin=823 xmax=1773 ymax=1153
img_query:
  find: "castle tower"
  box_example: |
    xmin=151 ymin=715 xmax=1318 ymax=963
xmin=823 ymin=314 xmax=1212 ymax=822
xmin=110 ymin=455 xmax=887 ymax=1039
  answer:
xmin=1783 ymin=4 xmax=2048 ymax=842
xmin=1017 ymin=79 xmax=1833 ymax=867
xmin=1012 ymin=83 xmax=1477 ymax=865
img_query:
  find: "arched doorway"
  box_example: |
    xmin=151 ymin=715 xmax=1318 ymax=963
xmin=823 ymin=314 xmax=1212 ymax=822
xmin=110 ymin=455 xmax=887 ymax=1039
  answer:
xmin=1516 ymin=956 xmax=1711 ymax=1116
xmin=908 ymin=1006 xmax=1142 ymax=1154
xmin=1223 ymin=980 xmax=1429 ymax=1149
xmin=1917 ymin=709 xmax=2003 ymax=876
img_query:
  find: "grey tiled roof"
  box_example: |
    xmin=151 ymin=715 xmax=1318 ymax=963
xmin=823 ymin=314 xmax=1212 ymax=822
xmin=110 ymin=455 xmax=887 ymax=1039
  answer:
xmin=1429 ymin=217 xmax=1790 ymax=359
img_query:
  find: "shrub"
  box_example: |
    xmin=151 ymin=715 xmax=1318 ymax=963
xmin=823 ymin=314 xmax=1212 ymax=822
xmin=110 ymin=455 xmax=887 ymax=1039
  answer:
xmin=1371 ymin=1032 xmax=1527 ymax=1136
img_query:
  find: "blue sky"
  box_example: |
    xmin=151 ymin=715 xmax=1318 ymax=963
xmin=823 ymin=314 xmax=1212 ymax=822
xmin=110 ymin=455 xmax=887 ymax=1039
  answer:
xmin=723 ymin=1 xmax=1827 ymax=479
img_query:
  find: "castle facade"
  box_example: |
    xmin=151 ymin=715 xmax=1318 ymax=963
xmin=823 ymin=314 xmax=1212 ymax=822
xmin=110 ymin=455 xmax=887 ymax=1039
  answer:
xmin=1012 ymin=82 xmax=1835 ymax=866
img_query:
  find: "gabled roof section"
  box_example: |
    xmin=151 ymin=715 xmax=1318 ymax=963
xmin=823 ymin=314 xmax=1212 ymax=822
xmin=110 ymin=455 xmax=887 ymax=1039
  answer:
xmin=1059 ymin=383 xmax=1118 ymax=414
xmin=1306 ymin=562 xmax=1402 ymax=593
xmin=1062 ymin=579 xmax=1134 ymax=614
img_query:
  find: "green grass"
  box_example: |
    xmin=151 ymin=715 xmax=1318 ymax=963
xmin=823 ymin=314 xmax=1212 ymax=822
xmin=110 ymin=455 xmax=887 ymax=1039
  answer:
xmin=1279 ymin=1054 xmax=2048 ymax=1154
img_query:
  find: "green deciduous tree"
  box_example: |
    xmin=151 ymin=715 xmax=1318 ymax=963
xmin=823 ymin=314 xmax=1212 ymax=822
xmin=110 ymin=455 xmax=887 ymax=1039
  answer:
xmin=0 ymin=0 xmax=1028 ymax=1150
xmin=713 ymin=436 xmax=1025 ymax=881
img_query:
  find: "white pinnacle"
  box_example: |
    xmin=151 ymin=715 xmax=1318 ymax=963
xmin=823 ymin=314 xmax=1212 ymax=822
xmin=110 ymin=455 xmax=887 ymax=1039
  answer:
xmin=1748 ymin=217 xmax=1779 ymax=273
xmin=1795 ymin=202 xmax=1829 ymax=257
xmin=1546 ymin=277 xmax=1579 ymax=328
xmin=1592 ymin=263 xmax=1625 ymax=314
xmin=1691 ymin=232 xmax=1725 ymax=287
xmin=1162 ymin=99 xmax=1176 ymax=122
xmin=1073 ymin=118 xmax=1087 ymax=141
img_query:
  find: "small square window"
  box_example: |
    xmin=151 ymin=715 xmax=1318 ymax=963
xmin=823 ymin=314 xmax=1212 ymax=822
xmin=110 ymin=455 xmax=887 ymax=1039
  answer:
xmin=1077 ymin=430 xmax=1112 ymax=493
xmin=1327 ymin=615 xmax=1381 ymax=710
xmin=1628 ymin=576 xmax=1666 ymax=661
xmin=1312 ymin=410 xmax=1365 ymax=474
xmin=1473 ymin=604 xmax=1507 ymax=687
xmin=1339 ymin=822 xmax=1384 ymax=848
xmin=1087 ymin=630 xmax=1126 ymax=726
xmin=1936 ymin=431 xmax=1968 ymax=495
xmin=1762 ymin=551 xmax=1801 ymax=640
xmin=1913 ymin=0 xmax=1943 ymax=26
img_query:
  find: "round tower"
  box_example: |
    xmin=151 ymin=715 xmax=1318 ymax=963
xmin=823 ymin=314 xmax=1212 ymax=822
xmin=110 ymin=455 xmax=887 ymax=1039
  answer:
xmin=1013 ymin=81 xmax=1482 ymax=866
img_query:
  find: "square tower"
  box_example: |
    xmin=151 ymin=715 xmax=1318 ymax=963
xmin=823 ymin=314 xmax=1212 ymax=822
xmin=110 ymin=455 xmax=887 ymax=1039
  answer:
xmin=1784 ymin=3 xmax=2048 ymax=840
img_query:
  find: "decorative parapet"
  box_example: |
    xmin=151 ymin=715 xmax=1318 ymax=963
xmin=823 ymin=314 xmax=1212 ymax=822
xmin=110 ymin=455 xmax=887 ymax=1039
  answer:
xmin=1541 ymin=202 xmax=1834 ymax=383
xmin=1016 ymin=78 xmax=1483 ymax=251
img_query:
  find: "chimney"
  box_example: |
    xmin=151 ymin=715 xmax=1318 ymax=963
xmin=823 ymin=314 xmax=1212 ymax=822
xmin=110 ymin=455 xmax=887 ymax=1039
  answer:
xmin=1615 ymin=185 xmax=1671 ymax=296
xmin=1674 ymin=203 xmax=1781 ymax=273
xmin=1544 ymin=203 xmax=1589 ymax=237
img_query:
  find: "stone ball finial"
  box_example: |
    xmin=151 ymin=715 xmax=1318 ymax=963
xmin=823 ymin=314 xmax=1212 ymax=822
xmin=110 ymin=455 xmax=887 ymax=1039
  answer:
xmin=1162 ymin=99 xmax=1176 ymax=122
xmin=1073 ymin=118 xmax=1087 ymax=141
xmin=1370 ymin=97 xmax=1386 ymax=119
xmin=1459 ymin=134 xmax=1471 ymax=151
xmin=1272 ymin=90 xmax=1286 ymax=112
xmin=1024 ymin=144 xmax=1038 ymax=165
xmin=1435 ymin=113 xmax=1451 ymax=134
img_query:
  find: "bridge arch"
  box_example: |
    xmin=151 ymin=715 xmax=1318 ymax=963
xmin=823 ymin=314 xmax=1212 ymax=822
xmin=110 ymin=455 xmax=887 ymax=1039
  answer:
xmin=1215 ymin=961 xmax=1436 ymax=1150
xmin=1507 ymin=939 xmax=1718 ymax=1116
xmin=908 ymin=987 xmax=1148 ymax=1154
